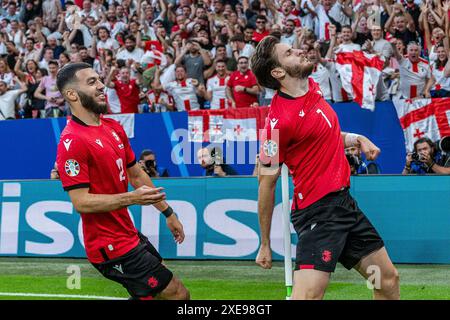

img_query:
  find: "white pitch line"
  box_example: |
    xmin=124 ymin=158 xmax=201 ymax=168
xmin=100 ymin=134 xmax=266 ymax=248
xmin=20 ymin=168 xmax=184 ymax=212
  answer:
xmin=0 ymin=292 xmax=127 ymax=300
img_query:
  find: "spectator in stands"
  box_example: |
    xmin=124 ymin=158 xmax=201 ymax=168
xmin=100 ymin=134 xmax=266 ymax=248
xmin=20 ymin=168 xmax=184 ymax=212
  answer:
xmin=174 ymin=38 xmax=211 ymax=85
xmin=335 ymin=25 xmax=361 ymax=53
xmin=308 ymin=42 xmax=333 ymax=101
xmin=205 ymin=59 xmax=229 ymax=109
xmin=147 ymin=65 xmax=175 ymax=112
xmin=403 ymin=137 xmax=450 ymax=174
xmin=226 ymin=56 xmax=259 ymax=108
xmin=385 ymin=5 xmax=417 ymax=45
xmin=0 ymin=57 xmax=13 ymax=87
xmin=367 ymin=24 xmax=393 ymax=60
xmin=229 ymin=33 xmax=255 ymax=62
xmin=117 ymin=35 xmax=144 ymax=68
xmin=161 ymin=64 xmax=205 ymax=111
xmin=34 ymin=60 xmax=65 ymax=118
xmin=252 ymin=15 xmax=270 ymax=44
xmin=391 ymin=41 xmax=431 ymax=99
xmin=197 ymin=146 xmax=237 ymax=176
xmin=0 ymin=76 xmax=27 ymax=120
xmin=139 ymin=149 xmax=169 ymax=178
xmin=280 ymin=19 xmax=296 ymax=46
xmin=425 ymin=44 xmax=450 ymax=98
xmin=105 ymin=65 xmax=142 ymax=114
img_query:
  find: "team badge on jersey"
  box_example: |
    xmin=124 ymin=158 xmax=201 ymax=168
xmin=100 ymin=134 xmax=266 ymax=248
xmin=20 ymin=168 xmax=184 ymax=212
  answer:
xmin=262 ymin=139 xmax=278 ymax=158
xmin=65 ymin=159 xmax=80 ymax=177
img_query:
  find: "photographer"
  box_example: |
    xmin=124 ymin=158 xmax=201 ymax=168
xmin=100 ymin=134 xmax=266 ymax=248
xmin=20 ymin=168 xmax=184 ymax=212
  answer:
xmin=139 ymin=149 xmax=169 ymax=178
xmin=403 ymin=137 xmax=450 ymax=174
xmin=345 ymin=146 xmax=381 ymax=175
xmin=197 ymin=146 xmax=237 ymax=177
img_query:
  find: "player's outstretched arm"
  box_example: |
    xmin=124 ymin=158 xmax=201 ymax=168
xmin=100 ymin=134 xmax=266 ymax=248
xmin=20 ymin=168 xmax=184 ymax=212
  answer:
xmin=127 ymin=163 xmax=185 ymax=244
xmin=256 ymin=165 xmax=281 ymax=269
xmin=341 ymin=132 xmax=381 ymax=161
xmin=68 ymin=186 xmax=166 ymax=214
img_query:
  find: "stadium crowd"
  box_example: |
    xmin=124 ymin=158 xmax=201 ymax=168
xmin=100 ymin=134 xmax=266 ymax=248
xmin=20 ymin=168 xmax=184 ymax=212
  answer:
xmin=0 ymin=0 xmax=450 ymax=120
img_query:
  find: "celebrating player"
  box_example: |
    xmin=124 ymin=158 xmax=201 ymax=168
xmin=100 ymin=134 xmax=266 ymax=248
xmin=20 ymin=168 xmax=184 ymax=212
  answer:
xmin=250 ymin=36 xmax=400 ymax=300
xmin=55 ymin=62 xmax=189 ymax=300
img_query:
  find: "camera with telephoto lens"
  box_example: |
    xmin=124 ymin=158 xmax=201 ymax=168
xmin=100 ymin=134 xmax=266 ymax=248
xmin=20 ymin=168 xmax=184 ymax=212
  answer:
xmin=411 ymin=152 xmax=421 ymax=161
xmin=345 ymin=153 xmax=361 ymax=172
xmin=436 ymin=136 xmax=450 ymax=153
xmin=144 ymin=159 xmax=155 ymax=170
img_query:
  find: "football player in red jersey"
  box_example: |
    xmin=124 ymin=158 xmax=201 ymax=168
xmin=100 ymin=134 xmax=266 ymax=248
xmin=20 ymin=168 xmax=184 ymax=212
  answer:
xmin=55 ymin=63 xmax=189 ymax=300
xmin=250 ymin=36 xmax=400 ymax=300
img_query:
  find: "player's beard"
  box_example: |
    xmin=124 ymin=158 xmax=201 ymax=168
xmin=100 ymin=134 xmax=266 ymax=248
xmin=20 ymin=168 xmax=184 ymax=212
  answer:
xmin=284 ymin=62 xmax=314 ymax=79
xmin=78 ymin=91 xmax=108 ymax=115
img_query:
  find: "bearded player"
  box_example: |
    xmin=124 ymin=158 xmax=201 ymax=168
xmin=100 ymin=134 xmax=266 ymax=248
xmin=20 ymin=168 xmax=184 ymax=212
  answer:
xmin=250 ymin=37 xmax=400 ymax=300
xmin=55 ymin=62 xmax=189 ymax=300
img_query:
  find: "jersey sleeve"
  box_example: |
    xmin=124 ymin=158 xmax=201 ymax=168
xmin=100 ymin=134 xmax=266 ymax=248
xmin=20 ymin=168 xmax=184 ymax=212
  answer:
xmin=56 ymin=134 xmax=91 ymax=191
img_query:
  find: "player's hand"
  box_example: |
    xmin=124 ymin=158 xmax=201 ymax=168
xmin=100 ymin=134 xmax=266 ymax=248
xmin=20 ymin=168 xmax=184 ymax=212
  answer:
xmin=256 ymin=244 xmax=272 ymax=269
xmin=132 ymin=186 xmax=166 ymax=205
xmin=358 ymin=136 xmax=381 ymax=161
xmin=166 ymin=214 xmax=185 ymax=244
xmin=234 ymin=85 xmax=245 ymax=92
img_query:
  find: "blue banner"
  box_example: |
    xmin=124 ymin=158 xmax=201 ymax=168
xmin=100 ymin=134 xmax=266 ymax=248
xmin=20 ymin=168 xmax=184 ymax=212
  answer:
xmin=0 ymin=176 xmax=449 ymax=263
xmin=0 ymin=101 xmax=406 ymax=179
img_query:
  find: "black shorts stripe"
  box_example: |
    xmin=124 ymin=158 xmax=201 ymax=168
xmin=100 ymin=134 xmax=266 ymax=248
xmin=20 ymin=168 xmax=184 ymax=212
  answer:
xmin=64 ymin=183 xmax=90 ymax=191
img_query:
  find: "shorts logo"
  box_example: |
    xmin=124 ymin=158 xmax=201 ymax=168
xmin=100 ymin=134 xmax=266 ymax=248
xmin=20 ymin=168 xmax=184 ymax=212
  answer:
xmin=148 ymin=277 xmax=158 ymax=288
xmin=64 ymin=159 xmax=80 ymax=177
xmin=262 ymin=140 xmax=278 ymax=158
xmin=322 ymin=250 xmax=332 ymax=263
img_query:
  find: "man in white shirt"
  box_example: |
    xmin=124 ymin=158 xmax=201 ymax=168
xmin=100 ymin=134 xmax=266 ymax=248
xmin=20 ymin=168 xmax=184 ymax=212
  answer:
xmin=280 ymin=19 xmax=296 ymax=46
xmin=335 ymin=25 xmax=361 ymax=53
xmin=228 ymin=34 xmax=255 ymax=61
xmin=307 ymin=44 xmax=333 ymax=100
xmin=392 ymin=41 xmax=431 ymax=99
xmin=205 ymin=60 xmax=230 ymax=109
xmin=161 ymin=65 xmax=205 ymax=111
xmin=0 ymin=78 xmax=27 ymax=120
xmin=117 ymin=35 xmax=145 ymax=67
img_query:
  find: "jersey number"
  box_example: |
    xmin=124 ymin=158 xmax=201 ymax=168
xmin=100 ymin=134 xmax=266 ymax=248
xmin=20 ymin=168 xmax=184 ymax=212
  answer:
xmin=116 ymin=158 xmax=126 ymax=181
xmin=316 ymin=109 xmax=332 ymax=128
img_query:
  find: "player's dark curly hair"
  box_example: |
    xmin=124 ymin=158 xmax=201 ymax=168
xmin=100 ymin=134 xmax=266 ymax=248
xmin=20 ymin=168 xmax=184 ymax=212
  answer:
xmin=250 ymin=36 xmax=282 ymax=90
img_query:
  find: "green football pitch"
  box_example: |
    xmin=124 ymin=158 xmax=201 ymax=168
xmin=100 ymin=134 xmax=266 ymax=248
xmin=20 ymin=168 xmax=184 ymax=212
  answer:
xmin=0 ymin=258 xmax=449 ymax=300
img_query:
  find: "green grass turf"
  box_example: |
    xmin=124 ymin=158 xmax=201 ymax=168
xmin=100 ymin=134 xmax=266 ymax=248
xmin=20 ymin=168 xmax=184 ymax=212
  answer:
xmin=0 ymin=258 xmax=449 ymax=300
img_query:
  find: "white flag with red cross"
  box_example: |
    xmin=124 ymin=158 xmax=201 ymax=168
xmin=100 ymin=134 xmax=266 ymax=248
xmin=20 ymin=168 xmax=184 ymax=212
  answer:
xmin=335 ymin=50 xmax=385 ymax=111
xmin=393 ymin=97 xmax=450 ymax=152
xmin=187 ymin=107 xmax=269 ymax=142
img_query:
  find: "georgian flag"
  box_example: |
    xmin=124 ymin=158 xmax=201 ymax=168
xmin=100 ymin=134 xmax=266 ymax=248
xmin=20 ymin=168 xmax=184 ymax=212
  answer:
xmin=188 ymin=115 xmax=204 ymax=142
xmin=335 ymin=50 xmax=385 ymax=111
xmin=187 ymin=107 xmax=269 ymax=142
xmin=393 ymin=97 xmax=450 ymax=152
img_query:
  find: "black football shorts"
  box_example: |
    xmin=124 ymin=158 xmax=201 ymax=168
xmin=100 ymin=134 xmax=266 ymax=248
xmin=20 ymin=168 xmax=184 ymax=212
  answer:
xmin=291 ymin=188 xmax=384 ymax=273
xmin=92 ymin=232 xmax=173 ymax=300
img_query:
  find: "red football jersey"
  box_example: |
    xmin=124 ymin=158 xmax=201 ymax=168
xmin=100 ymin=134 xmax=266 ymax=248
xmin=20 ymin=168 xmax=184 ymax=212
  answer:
xmin=56 ymin=116 xmax=139 ymax=263
xmin=113 ymin=79 xmax=140 ymax=114
xmin=260 ymin=78 xmax=350 ymax=210
xmin=227 ymin=70 xmax=258 ymax=108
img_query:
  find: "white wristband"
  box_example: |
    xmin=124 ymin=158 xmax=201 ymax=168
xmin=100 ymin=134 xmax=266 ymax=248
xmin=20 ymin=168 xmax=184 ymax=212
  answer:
xmin=345 ymin=133 xmax=360 ymax=147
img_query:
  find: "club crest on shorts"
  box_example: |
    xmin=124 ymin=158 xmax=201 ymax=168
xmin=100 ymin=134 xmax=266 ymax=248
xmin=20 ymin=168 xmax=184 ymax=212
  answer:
xmin=148 ymin=276 xmax=159 ymax=288
xmin=65 ymin=159 xmax=80 ymax=177
xmin=322 ymin=250 xmax=332 ymax=263
xmin=262 ymin=139 xmax=278 ymax=158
